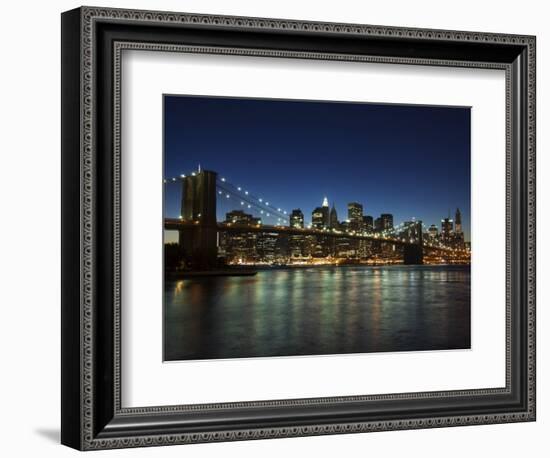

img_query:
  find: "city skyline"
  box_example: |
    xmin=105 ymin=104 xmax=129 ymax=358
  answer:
xmin=165 ymin=187 xmax=466 ymax=239
xmin=164 ymin=95 xmax=471 ymax=243
xmin=163 ymin=95 xmax=472 ymax=361
xmin=166 ymin=168 xmax=468 ymax=269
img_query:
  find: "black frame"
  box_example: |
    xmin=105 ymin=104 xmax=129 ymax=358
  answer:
xmin=61 ymin=6 xmax=536 ymax=450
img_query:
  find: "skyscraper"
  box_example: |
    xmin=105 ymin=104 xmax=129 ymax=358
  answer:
xmin=311 ymin=207 xmax=325 ymax=229
xmin=220 ymin=210 xmax=260 ymax=263
xmin=312 ymin=197 xmax=330 ymax=229
xmin=380 ymin=214 xmax=393 ymax=231
xmin=441 ymin=217 xmax=454 ymax=246
xmin=374 ymin=217 xmax=383 ymax=232
xmin=453 ymin=208 xmax=465 ymax=249
xmin=375 ymin=213 xmax=393 ymax=233
xmin=290 ymin=209 xmax=304 ymax=228
xmin=256 ymin=233 xmax=279 ymax=263
xmin=310 ymin=198 xmax=331 ymax=257
xmin=455 ymin=208 xmax=462 ymax=234
xmin=289 ymin=209 xmax=307 ymax=259
xmin=329 ymin=203 xmax=339 ymax=229
xmin=348 ymin=202 xmax=364 ymax=232
xmin=346 ymin=202 xmax=364 ymax=258
xmin=428 ymin=224 xmax=439 ymax=240
xmin=322 ymin=196 xmax=330 ymax=228
xmin=363 ymin=215 xmax=374 ymax=232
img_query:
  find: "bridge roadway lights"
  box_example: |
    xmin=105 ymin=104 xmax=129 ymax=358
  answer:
xmin=170 ymin=219 xmax=431 ymax=265
xmin=174 ymin=176 xmax=427 ymax=267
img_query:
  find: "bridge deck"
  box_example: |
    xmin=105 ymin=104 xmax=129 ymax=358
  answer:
xmin=164 ymin=219 xmax=457 ymax=252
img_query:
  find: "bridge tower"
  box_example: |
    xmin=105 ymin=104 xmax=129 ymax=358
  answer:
xmin=178 ymin=170 xmax=218 ymax=270
xmin=403 ymin=221 xmax=424 ymax=265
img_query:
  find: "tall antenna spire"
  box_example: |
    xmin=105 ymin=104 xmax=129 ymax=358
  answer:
xmin=198 ymin=163 xmax=201 ymax=173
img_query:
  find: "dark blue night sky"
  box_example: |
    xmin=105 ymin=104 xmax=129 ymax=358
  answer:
xmin=164 ymin=95 xmax=470 ymax=242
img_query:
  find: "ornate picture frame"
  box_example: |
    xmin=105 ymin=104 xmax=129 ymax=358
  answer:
xmin=61 ymin=6 xmax=536 ymax=450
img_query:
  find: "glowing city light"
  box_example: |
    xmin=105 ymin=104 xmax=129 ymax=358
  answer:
xmin=167 ymin=175 xmax=467 ymax=266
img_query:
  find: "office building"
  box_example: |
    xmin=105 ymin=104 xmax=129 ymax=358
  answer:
xmin=348 ymin=202 xmax=364 ymax=232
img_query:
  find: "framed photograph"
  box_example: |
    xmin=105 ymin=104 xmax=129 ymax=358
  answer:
xmin=61 ymin=6 xmax=536 ymax=450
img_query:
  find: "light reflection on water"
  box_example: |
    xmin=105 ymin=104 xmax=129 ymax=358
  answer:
xmin=164 ymin=265 xmax=470 ymax=361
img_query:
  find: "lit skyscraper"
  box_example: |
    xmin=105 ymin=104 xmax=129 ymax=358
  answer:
xmin=375 ymin=214 xmax=393 ymax=232
xmin=380 ymin=214 xmax=393 ymax=231
xmin=428 ymin=224 xmax=439 ymax=240
xmin=347 ymin=202 xmax=364 ymax=258
xmin=311 ymin=207 xmax=325 ymax=229
xmin=256 ymin=233 xmax=279 ymax=262
xmin=363 ymin=215 xmax=374 ymax=232
xmin=453 ymin=208 xmax=465 ymax=249
xmin=220 ymin=210 xmax=260 ymax=263
xmin=348 ymin=202 xmax=364 ymax=231
xmin=312 ymin=197 xmax=330 ymax=229
xmin=290 ymin=209 xmax=304 ymax=228
xmin=289 ymin=209 xmax=307 ymax=259
xmin=455 ymin=208 xmax=462 ymax=234
xmin=441 ymin=217 xmax=454 ymax=246
xmin=225 ymin=209 xmax=259 ymax=225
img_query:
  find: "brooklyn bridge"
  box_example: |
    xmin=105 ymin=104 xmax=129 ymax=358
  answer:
xmin=164 ymin=169 xmax=466 ymax=270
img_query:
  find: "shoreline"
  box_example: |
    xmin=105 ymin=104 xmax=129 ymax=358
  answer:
xmin=232 ymin=263 xmax=471 ymax=270
xmin=166 ymin=263 xmax=471 ymax=278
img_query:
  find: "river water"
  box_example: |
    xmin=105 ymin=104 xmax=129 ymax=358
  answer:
xmin=164 ymin=265 xmax=470 ymax=361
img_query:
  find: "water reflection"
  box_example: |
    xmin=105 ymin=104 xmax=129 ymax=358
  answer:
xmin=164 ymin=265 xmax=470 ymax=361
